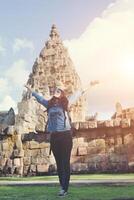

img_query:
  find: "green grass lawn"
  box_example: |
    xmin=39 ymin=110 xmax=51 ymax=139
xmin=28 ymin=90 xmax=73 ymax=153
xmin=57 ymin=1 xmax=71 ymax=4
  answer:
xmin=0 ymin=185 xmax=134 ymax=200
xmin=0 ymin=173 xmax=134 ymax=181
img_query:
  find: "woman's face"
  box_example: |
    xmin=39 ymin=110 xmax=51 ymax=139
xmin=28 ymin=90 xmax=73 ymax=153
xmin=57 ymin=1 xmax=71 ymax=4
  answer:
xmin=53 ymin=88 xmax=62 ymax=98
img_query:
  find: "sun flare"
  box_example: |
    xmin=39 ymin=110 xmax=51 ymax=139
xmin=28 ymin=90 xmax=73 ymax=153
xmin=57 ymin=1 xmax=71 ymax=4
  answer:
xmin=120 ymin=54 xmax=134 ymax=78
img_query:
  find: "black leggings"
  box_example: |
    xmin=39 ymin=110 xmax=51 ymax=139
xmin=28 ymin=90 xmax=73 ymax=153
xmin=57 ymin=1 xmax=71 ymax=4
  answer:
xmin=50 ymin=131 xmax=73 ymax=192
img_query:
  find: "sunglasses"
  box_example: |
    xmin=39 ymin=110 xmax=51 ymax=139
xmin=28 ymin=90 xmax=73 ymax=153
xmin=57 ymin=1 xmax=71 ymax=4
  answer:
xmin=54 ymin=88 xmax=62 ymax=93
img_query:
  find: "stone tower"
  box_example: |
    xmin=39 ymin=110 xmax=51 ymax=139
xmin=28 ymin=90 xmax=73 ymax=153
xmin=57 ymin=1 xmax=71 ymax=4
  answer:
xmin=16 ymin=25 xmax=85 ymax=134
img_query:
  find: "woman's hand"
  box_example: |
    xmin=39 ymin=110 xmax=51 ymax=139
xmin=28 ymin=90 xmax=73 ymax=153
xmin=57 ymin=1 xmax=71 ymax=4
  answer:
xmin=24 ymin=84 xmax=33 ymax=93
xmin=83 ymin=80 xmax=99 ymax=94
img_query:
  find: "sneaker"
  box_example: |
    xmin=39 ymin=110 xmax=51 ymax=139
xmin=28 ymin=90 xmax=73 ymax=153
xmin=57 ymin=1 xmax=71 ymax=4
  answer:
xmin=58 ymin=189 xmax=68 ymax=197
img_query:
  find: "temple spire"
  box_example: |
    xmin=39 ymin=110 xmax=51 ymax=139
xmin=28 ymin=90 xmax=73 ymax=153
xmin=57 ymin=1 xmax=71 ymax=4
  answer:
xmin=49 ymin=24 xmax=60 ymax=40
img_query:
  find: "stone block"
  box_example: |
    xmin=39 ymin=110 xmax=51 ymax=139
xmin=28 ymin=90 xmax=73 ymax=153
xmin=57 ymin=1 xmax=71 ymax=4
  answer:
xmin=108 ymin=153 xmax=127 ymax=163
xmin=37 ymin=157 xmax=49 ymax=165
xmin=113 ymin=119 xmax=121 ymax=127
xmin=104 ymin=120 xmax=114 ymax=127
xmin=23 ymin=157 xmax=31 ymax=165
xmin=23 ymin=165 xmax=29 ymax=175
xmin=31 ymin=157 xmax=38 ymax=164
xmin=38 ymin=142 xmax=49 ymax=149
xmin=30 ymin=164 xmax=36 ymax=172
xmin=87 ymin=146 xmax=100 ymax=155
xmin=40 ymin=148 xmax=50 ymax=157
xmin=70 ymin=156 xmax=85 ymax=164
xmin=124 ymin=133 xmax=133 ymax=145
xmin=79 ymin=122 xmax=89 ymax=129
xmin=85 ymin=154 xmax=107 ymax=163
xmin=13 ymin=149 xmax=24 ymax=158
xmin=77 ymin=137 xmax=85 ymax=144
xmin=88 ymin=140 xmax=96 ymax=147
xmin=128 ymin=162 xmax=134 ymax=170
xmin=2 ymin=141 xmax=9 ymax=151
xmin=97 ymin=121 xmax=105 ymax=128
xmin=71 ymin=163 xmax=88 ymax=172
xmin=24 ymin=149 xmax=31 ymax=157
xmin=13 ymin=158 xmax=21 ymax=167
xmin=29 ymin=141 xmax=40 ymax=149
xmin=0 ymin=158 xmax=7 ymax=167
xmin=48 ymin=155 xmax=55 ymax=164
xmin=6 ymin=126 xmax=15 ymax=135
xmin=72 ymin=138 xmax=78 ymax=146
xmin=88 ymin=121 xmax=97 ymax=128
xmin=23 ymin=142 xmax=30 ymax=150
xmin=71 ymin=148 xmax=78 ymax=156
xmin=31 ymin=149 xmax=40 ymax=157
xmin=6 ymin=159 xmax=13 ymax=168
xmin=37 ymin=164 xmax=49 ymax=173
xmin=77 ymin=147 xmax=88 ymax=156
xmin=72 ymin=122 xmax=79 ymax=130
xmin=121 ymin=119 xmax=130 ymax=128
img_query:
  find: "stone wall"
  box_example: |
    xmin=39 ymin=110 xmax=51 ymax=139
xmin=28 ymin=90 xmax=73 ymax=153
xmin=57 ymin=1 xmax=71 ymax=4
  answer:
xmin=0 ymin=118 xmax=134 ymax=176
xmin=0 ymin=25 xmax=134 ymax=176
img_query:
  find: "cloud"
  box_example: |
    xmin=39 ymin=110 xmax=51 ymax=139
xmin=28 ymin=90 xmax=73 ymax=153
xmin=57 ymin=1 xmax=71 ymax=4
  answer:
xmin=0 ymin=78 xmax=10 ymax=97
xmin=0 ymin=59 xmax=29 ymax=112
xmin=13 ymin=38 xmax=34 ymax=53
xmin=6 ymin=59 xmax=30 ymax=87
xmin=64 ymin=0 xmax=134 ymax=119
xmin=0 ymin=38 xmax=6 ymax=55
xmin=0 ymin=95 xmax=16 ymax=111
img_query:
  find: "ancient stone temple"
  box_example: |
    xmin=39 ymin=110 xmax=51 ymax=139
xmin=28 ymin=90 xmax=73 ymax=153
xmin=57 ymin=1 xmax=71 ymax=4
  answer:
xmin=15 ymin=24 xmax=85 ymax=135
xmin=0 ymin=25 xmax=134 ymax=176
xmin=112 ymin=102 xmax=134 ymax=120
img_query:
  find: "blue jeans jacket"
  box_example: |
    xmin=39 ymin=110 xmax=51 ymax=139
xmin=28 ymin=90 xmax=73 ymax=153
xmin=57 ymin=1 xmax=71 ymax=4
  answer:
xmin=32 ymin=90 xmax=82 ymax=133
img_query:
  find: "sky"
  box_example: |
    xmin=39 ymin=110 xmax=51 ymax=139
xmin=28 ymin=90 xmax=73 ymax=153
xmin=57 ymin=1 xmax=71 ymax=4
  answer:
xmin=0 ymin=0 xmax=134 ymax=120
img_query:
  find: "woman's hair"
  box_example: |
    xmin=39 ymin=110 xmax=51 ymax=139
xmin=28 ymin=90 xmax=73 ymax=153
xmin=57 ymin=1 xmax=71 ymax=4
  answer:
xmin=48 ymin=91 xmax=68 ymax=111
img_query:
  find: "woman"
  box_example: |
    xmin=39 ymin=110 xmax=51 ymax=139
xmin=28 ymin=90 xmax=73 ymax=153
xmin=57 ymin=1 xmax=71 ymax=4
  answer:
xmin=25 ymin=83 xmax=90 ymax=197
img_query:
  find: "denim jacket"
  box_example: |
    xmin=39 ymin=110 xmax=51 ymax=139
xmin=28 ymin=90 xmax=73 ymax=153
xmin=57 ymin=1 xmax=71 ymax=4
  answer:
xmin=32 ymin=90 xmax=83 ymax=133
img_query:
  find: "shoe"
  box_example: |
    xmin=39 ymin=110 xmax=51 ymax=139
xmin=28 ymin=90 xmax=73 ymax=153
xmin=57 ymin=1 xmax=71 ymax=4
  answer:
xmin=58 ymin=189 xmax=68 ymax=197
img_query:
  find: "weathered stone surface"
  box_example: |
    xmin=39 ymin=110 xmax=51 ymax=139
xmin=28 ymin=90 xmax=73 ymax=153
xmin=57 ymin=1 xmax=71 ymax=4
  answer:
xmin=6 ymin=126 xmax=15 ymax=136
xmin=121 ymin=119 xmax=131 ymax=128
xmin=71 ymin=148 xmax=78 ymax=156
xmin=15 ymin=24 xmax=85 ymax=136
xmin=72 ymin=122 xmax=79 ymax=130
xmin=13 ymin=158 xmax=21 ymax=167
xmin=13 ymin=149 xmax=24 ymax=158
xmin=38 ymin=142 xmax=50 ymax=149
xmin=113 ymin=119 xmax=121 ymax=127
xmin=97 ymin=121 xmax=105 ymax=128
xmin=30 ymin=164 xmax=36 ymax=172
xmin=124 ymin=133 xmax=133 ymax=144
xmin=2 ymin=141 xmax=9 ymax=151
xmin=77 ymin=147 xmax=88 ymax=156
xmin=23 ymin=157 xmax=31 ymax=165
xmin=0 ymin=158 xmax=7 ymax=167
xmin=88 ymin=121 xmax=97 ymax=128
xmin=29 ymin=141 xmax=40 ymax=149
xmin=104 ymin=120 xmax=114 ymax=127
xmin=71 ymin=163 xmax=89 ymax=172
xmin=37 ymin=164 xmax=49 ymax=173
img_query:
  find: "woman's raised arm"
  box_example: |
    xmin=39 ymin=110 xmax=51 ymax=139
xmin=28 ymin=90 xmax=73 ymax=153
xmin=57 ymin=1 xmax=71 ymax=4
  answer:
xmin=24 ymin=85 xmax=48 ymax=108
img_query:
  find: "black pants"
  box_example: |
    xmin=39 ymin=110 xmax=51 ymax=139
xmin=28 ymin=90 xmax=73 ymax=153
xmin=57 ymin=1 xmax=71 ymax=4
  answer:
xmin=50 ymin=131 xmax=73 ymax=192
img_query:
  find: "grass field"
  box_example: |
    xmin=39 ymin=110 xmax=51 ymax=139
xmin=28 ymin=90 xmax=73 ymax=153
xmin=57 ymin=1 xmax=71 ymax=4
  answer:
xmin=0 ymin=185 xmax=134 ymax=200
xmin=0 ymin=174 xmax=134 ymax=199
xmin=0 ymin=173 xmax=134 ymax=181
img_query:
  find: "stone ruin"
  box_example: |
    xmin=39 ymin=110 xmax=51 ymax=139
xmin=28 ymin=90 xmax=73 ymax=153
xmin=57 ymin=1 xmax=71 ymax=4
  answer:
xmin=0 ymin=25 xmax=134 ymax=176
